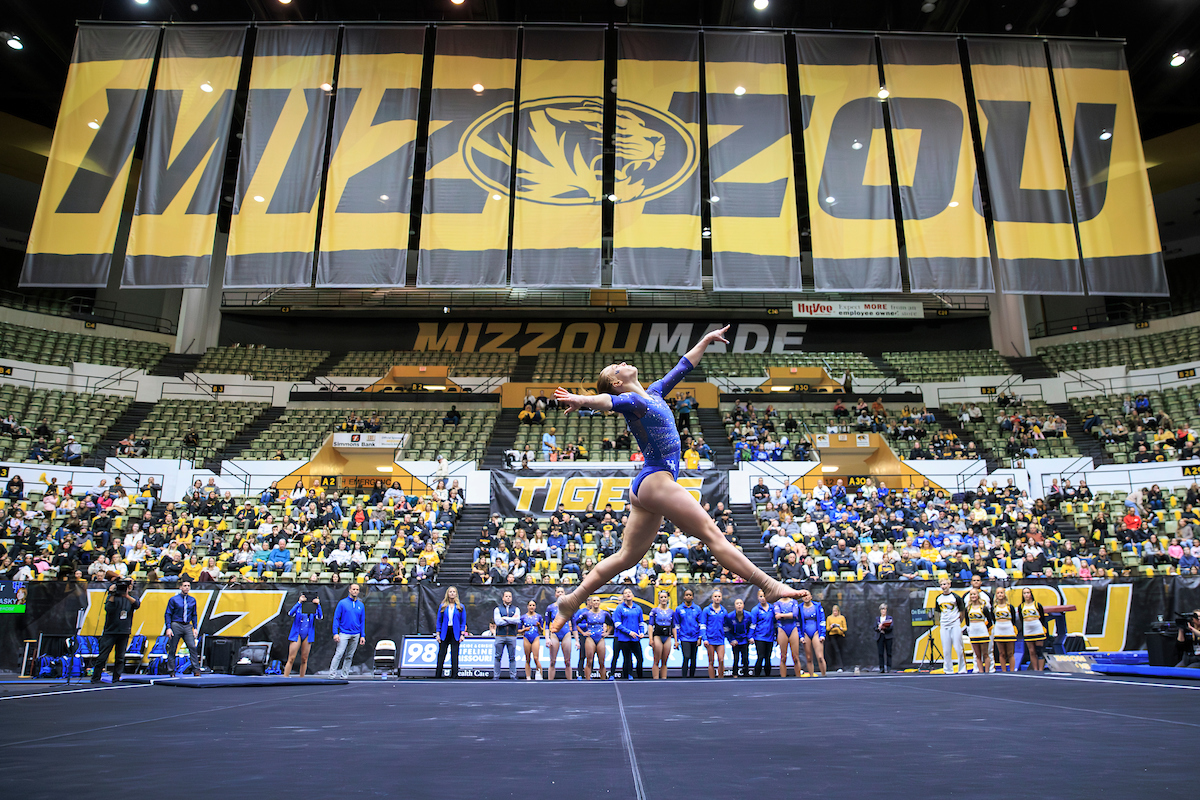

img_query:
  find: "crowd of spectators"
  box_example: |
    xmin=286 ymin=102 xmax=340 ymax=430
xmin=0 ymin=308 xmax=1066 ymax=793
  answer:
xmin=724 ymin=401 xmax=813 ymax=462
xmin=0 ymin=473 xmax=462 ymax=586
xmin=2 ymin=413 xmax=86 ymax=465
xmin=1081 ymin=393 xmax=1199 ymax=462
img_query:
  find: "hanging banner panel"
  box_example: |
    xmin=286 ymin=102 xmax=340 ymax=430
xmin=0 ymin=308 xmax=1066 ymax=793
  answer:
xmin=20 ymin=25 xmax=160 ymax=288
xmin=879 ymin=37 xmax=994 ymax=293
xmin=1047 ymin=41 xmax=1168 ymax=297
xmin=223 ymin=26 xmax=338 ymax=289
xmin=509 ymin=28 xmax=605 ymax=288
xmin=795 ymin=35 xmax=902 ymax=293
xmin=416 ymin=27 xmax=518 ymax=288
xmin=705 ymin=32 xmax=801 ymax=292
xmin=316 ymin=26 xmax=425 ymax=287
xmin=122 ymin=27 xmax=245 ymax=288
xmin=612 ymin=30 xmax=702 ymax=290
xmin=967 ymin=39 xmax=1083 ymax=295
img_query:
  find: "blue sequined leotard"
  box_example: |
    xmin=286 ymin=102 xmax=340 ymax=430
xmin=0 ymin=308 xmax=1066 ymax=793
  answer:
xmin=610 ymin=356 xmax=693 ymax=496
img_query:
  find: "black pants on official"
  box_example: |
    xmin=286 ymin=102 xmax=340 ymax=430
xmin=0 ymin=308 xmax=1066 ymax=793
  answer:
xmin=435 ymin=637 xmax=460 ymax=678
xmin=91 ymin=633 xmax=129 ymax=681
xmin=731 ymin=643 xmax=750 ymax=677
xmin=877 ymin=638 xmax=893 ymax=672
xmin=753 ymin=640 xmax=774 ymax=677
xmin=679 ymin=640 xmax=698 ymax=678
xmin=826 ymin=634 xmax=844 ymax=672
xmin=615 ymin=640 xmax=643 ymax=679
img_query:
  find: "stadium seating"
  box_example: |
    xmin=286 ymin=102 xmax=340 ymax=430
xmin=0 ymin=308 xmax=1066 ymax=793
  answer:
xmin=0 ymin=322 xmax=167 ymax=371
xmin=0 ymin=384 xmax=131 ymax=462
xmin=327 ymin=351 xmax=517 ymax=378
xmin=195 ymin=345 xmax=329 ymax=382
xmin=702 ymin=352 xmax=883 ymax=379
xmin=959 ymin=400 xmax=1082 ymax=459
xmin=532 ymin=352 xmax=680 ymax=383
xmin=883 ymin=349 xmax=1012 ymax=382
xmin=1038 ymin=326 xmax=1200 ymax=372
xmin=239 ymin=405 xmax=498 ymax=461
xmin=513 ymin=412 xmax=643 ymax=462
xmin=1068 ymin=387 xmax=1200 ymax=464
xmin=128 ymin=399 xmax=269 ymax=459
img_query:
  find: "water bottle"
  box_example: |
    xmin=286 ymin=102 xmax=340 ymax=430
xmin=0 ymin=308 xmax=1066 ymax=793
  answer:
xmin=854 ymin=666 xmax=860 ymax=675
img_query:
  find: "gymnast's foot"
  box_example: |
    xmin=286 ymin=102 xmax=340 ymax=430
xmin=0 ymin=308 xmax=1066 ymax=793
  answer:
xmin=762 ymin=580 xmax=804 ymax=604
xmin=549 ymin=591 xmax=582 ymax=634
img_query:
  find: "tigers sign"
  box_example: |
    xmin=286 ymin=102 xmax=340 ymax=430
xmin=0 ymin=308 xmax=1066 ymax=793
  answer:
xmin=491 ymin=469 xmax=728 ymax=517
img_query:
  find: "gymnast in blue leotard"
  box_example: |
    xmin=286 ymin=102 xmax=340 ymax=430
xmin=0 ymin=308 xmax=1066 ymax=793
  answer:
xmin=774 ymin=597 xmax=803 ymax=678
xmin=580 ymin=596 xmax=611 ymax=680
xmin=797 ymin=588 xmax=828 ymax=677
xmin=519 ymin=600 xmax=543 ymax=681
xmin=544 ymin=586 xmax=574 ymax=680
xmin=549 ymin=326 xmax=801 ymax=635
xmin=284 ymin=592 xmax=322 ymax=677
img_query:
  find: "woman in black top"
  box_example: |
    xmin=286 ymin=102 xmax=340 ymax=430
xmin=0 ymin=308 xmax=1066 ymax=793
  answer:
xmin=874 ymin=603 xmax=894 ymax=673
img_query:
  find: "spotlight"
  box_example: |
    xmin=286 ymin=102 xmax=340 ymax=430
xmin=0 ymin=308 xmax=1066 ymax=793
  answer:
xmin=1099 ymin=129 xmax=1112 ymax=141
xmin=472 ymin=83 xmax=485 ymax=92
xmin=1005 ymin=23 xmax=1014 ymax=31
xmin=1063 ymin=0 xmax=1077 ymax=6
xmin=443 ymin=306 xmax=450 ymax=313
xmin=379 ymin=194 xmax=389 ymax=201
xmin=451 ymin=0 xmax=466 ymax=4
xmin=851 ymin=139 xmax=863 ymax=150
xmin=753 ymin=0 xmax=769 ymax=9
xmin=2 ymin=33 xmax=23 ymax=51
xmin=948 ymin=201 xmax=959 ymax=208
xmin=921 ymin=2 xmax=936 ymax=12
xmin=734 ymin=86 xmax=746 ymax=96
xmin=87 ymin=120 xmax=100 ymax=130
xmin=199 ymin=81 xmax=213 ymax=92
xmin=278 ymin=0 xmax=291 ymax=4
xmin=253 ymin=195 xmax=265 ymax=203
xmin=319 ymin=82 xmax=332 ymax=92
xmin=1171 ymin=51 xmax=1189 ymax=67
xmin=134 ymin=0 xmax=149 ymax=4
xmin=701 ymin=228 xmax=712 ymax=238
xmin=824 ymin=196 xmax=836 ymax=204
xmin=492 ymin=194 xmax=502 ymax=200
xmin=877 ymin=86 xmax=890 ymax=99
xmin=607 ymin=194 xmax=618 ymax=202
xmin=710 ymin=195 xmax=720 ymax=203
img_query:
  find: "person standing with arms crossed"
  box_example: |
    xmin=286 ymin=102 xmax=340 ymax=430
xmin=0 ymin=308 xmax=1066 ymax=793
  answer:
xmin=493 ymin=590 xmax=520 ymax=680
xmin=90 ymin=580 xmax=140 ymax=683
xmin=329 ymin=583 xmax=366 ymax=679
xmin=673 ymin=587 xmax=702 ymax=679
xmin=163 ymin=579 xmax=201 ymax=678
xmin=435 ymin=586 xmax=467 ymax=679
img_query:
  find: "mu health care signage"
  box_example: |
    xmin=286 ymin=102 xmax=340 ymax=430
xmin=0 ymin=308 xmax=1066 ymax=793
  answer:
xmin=792 ymin=300 xmax=924 ymax=319
xmin=332 ymin=433 xmax=411 ymax=449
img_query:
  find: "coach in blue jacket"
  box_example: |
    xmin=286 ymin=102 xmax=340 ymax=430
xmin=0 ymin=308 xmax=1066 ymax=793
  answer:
xmin=435 ymin=586 xmax=468 ymax=678
xmin=612 ymin=588 xmax=644 ymax=680
xmin=329 ymin=584 xmax=366 ymax=679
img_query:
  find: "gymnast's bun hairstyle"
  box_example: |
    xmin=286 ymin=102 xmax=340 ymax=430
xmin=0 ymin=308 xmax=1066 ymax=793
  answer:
xmin=597 ymin=368 xmax=619 ymax=396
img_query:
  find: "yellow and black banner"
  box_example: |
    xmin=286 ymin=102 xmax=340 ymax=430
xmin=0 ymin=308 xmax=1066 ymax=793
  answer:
xmin=1048 ymin=41 xmax=1168 ymax=296
xmin=613 ymin=29 xmax=702 ymax=289
xmin=416 ymin=27 xmax=518 ymax=288
xmin=316 ymin=26 xmax=425 ymax=287
xmin=880 ymin=36 xmax=993 ymax=293
xmin=705 ymin=31 xmax=801 ymax=292
xmin=21 ymin=25 xmax=160 ymax=288
xmin=122 ymin=26 xmax=245 ymax=288
xmin=796 ymin=34 xmax=902 ymax=293
xmin=967 ymin=39 xmax=1083 ymax=295
xmin=509 ymin=28 xmax=605 ymax=288
xmin=224 ymin=26 xmax=338 ymax=288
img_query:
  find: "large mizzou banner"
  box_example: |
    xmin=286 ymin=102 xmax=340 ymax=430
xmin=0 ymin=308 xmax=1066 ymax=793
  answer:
xmin=416 ymin=27 xmax=518 ymax=288
xmin=796 ymin=35 xmax=903 ymax=293
xmin=1047 ymin=41 xmax=1168 ymax=297
xmin=21 ymin=25 xmax=159 ymax=288
xmin=123 ymin=27 xmax=246 ymax=288
xmin=705 ymin=32 xmax=802 ymax=292
xmin=613 ymin=30 xmax=703 ymax=290
xmin=509 ymin=28 xmax=606 ymax=288
xmin=21 ymin=25 xmax=1166 ymax=298
xmin=316 ymin=27 xmax=425 ymax=287
xmin=224 ymin=26 xmax=338 ymax=288
xmin=490 ymin=468 xmax=729 ymax=517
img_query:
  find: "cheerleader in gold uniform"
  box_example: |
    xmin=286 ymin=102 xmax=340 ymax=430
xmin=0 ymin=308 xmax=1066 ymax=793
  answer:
xmin=991 ymin=591 xmax=1018 ymax=672
xmin=964 ymin=588 xmax=994 ymax=674
xmin=1018 ymin=586 xmax=1049 ymax=671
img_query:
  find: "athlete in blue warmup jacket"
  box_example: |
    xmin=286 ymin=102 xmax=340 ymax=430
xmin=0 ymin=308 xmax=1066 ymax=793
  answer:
xmin=724 ymin=598 xmax=752 ymax=677
xmin=749 ymin=590 xmax=777 ymax=677
xmin=284 ymin=592 xmax=322 ymax=677
xmin=545 ymin=586 xmax=574 ymax=681
xmin=701 ymin=589 xmax=727 ymax=679
xmin=613 ymin=588 xmax=645 ymax=680
xmin=798 ymin=588 xmax=828 ymax=677
xmin=673 ymin=588 xmax=702 ymax=678
xmin=550 ymin=326 xmax=801 ymax=634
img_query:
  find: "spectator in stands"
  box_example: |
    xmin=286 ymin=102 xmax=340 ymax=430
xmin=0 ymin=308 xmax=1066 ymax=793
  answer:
xmin=367 ymin=555 xmax=396 ymax=584
xmin=259 ymin=538 xmax=293 ymax=577
xmin=29 ymin=438 xmax=49 ymax=463
xmin=3 ymin=474 xmax=23 ymax=500
xmin=64 ymin=435 xmax=83 ymax=466
xmin=442 ymin=405 xmax=462 ymax=425
xmin=182 ymin=427 xmax=200 ymax=451
xmin=542 ymin=427 xmax=558 ymax=460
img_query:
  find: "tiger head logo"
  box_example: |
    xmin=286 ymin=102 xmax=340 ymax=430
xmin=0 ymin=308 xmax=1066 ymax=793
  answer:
xmin=460 ymin=96 xmax=697 ymax=205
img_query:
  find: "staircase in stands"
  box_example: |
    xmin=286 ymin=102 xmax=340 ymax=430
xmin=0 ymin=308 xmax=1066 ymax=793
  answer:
xmin=695 ymin=408 xmax=733 ymax=468
xmin=729 ymin=503 xmax=776 ymax=578
xmin=1048 ymin=402 xmax=1114 ymax=466
xmin=92 ymin=401 xmax=156 ymax=468
xmin=438 ymin=504 xmax=491 ymax=585
xmin=930 ymin=408 xmax=1003 ymax=472
xmin=482 ymin=409 xmax=521 ymax=470
xmin=867 ymin=356 xmax=906 ymax=383
xmin=511 ymin=355 xmax=538 ymax=383
xmin=148 ymin=353 xmax=203 ymax=378
xmin=306 ymin=351 xmax=348 ymax=382
xmin=206 ymin=406 xmax=289 ymax=467
xmin=1005 ymin=355 xmax=1056 ymax=380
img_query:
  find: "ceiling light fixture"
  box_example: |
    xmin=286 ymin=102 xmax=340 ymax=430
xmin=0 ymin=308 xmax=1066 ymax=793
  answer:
xmin=753 ymin=0 xmax=769 ymax=10
xmin=134 ymin=0 xmax=149 ymax=5
xmin=921 ymin=2 xmax=936 ymax=12
xmin=319 ymin=82 xmax=332 ymax=92
xmin=199 ymin=81 xmax=213 ymax=92
xmin=2 ymin=33 xmax=23 ymax=50
xmin=1171 ymin=50 xmax=1189 ymax=67
xmin=877 ymin=86 xmax=890 ymax=99
xmin=851 ymin=139 xmax=863 ymax=150
xmin=734 ymin=86 xmax=746 ymax=96
xmin=451 ymin=0 xmax=466 ymax=5
xmin=87 ymin=120 xmax=100 ymax=130
xmin=472 ymin=83 xmax=485 ymax=92
xmin=253 ymin=195 xmax=265 ymax=203
xmin=1099 ymin=129 xmax=1112 ymax=141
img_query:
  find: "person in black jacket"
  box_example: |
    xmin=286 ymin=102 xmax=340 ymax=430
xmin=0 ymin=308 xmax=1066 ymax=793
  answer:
xmin=874 ymin=603 xmax=894 ymax=673
xmin=779 ymin=552 xmax=802 ymax=584
xmin=91 ymin=581 xmax=141 ymax=683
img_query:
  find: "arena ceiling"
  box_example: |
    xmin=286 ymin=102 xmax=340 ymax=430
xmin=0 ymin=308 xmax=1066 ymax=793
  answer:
xmin=2 ymin=0 xmax=1200 ymax=138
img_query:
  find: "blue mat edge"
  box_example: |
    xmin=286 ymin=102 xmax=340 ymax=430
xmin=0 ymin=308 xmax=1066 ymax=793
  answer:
xmin=1090 ymin=664 xmax=1200 ymax=679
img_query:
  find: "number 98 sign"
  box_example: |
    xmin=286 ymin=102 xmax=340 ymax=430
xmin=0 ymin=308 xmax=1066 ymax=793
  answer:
xmin=401 ymin=638 xmax=439 ymax=667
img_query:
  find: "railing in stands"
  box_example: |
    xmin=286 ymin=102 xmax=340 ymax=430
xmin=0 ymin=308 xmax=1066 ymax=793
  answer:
xmin=1062 ymin=362 xmax=1200 ymax=400
xmin=159 ymin=377 xmax=275 ymax=402
xmin=1029 ymin=299 xmax=1174 ymax=339
xmin=0 ymin=364 xmax=139 ymax=396
xmin=0 ymin=288 xmax=177 ymax=335
xmin=935 ymin=383 xmax=1044 ymax=408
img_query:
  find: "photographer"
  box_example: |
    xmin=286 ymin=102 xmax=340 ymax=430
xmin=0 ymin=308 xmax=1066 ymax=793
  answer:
xmin=1176 ymin=610 xmax=1200 ymax=669
xmin=90 ymin=579 xmax=141 ymax=683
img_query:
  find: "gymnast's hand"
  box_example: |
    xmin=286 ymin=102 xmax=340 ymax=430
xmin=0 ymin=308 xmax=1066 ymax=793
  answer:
xmin=555 ymin=387 xmax=583 ymax=413
xmin=701 ymin=325 xmax=730 ymax=347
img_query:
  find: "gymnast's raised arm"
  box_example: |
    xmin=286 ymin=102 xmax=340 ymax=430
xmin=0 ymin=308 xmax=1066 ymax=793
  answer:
xmin=683 ymin=325 xmax=730 ymax=368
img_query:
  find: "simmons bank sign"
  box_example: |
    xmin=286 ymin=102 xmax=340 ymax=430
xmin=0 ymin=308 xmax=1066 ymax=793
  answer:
xmin=792 ymin=300 xmax=923 ymax=319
